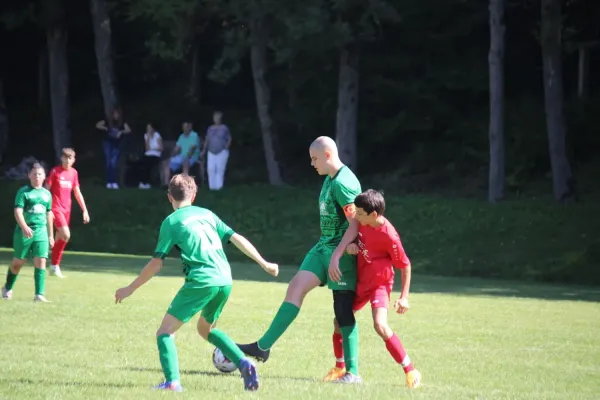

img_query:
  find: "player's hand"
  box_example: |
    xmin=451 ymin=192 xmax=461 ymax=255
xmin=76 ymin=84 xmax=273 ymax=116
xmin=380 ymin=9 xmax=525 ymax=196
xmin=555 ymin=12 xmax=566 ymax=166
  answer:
xmin=21 ymin=226 xmax=33 ymax=239
xmin=115 ymin=286 xmax=134 ymax=304
xmin=261 ymin=262 xmax=279 ymax=277
xmin=346 ymin=243 xmax=359 ymax=255
xmin=394 ymin=297 xmax=410 ymax=314
xmin=328 ymin=255 xmax=342 ymax=282
xmin=49 ymin=236 xmax=55 ymax=249
xmin=83 ymin=211 xmax=90 ymax=224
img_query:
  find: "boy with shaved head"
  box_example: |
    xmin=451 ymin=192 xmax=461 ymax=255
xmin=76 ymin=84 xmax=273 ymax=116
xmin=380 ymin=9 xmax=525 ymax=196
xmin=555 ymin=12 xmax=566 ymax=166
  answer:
xmin=238 ymin=136 xmax=363 ymax=384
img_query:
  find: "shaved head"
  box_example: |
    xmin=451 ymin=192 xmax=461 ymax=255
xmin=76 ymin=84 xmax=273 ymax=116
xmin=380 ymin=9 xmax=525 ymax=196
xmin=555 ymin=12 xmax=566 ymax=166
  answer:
xmin=310 ymin=136 xmax=338 ymax=157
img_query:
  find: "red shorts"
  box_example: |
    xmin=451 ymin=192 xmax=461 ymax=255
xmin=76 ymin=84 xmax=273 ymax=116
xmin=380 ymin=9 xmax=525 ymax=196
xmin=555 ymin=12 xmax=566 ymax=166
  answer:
xmin=352 ymin=285 xmax=391 ymax=311
xmin=53 ymin=210 xmax=71 ymax=228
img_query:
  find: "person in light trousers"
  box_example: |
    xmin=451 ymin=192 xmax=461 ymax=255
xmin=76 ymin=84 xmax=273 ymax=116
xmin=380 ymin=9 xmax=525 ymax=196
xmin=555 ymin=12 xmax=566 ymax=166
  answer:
xmin=202 ymin=111 xmax=232 ymax=191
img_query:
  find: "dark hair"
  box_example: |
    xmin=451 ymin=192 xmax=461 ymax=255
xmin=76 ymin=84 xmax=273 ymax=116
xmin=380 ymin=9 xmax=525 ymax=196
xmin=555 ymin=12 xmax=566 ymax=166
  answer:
xmin=354 ymin=189 xmax=385 ymax=215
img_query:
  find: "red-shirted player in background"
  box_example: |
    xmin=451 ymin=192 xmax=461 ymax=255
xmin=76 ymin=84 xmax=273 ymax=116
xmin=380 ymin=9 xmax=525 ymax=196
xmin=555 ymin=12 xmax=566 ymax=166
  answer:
xmin=46 ymin=148 xmax=90 ymax=278
xmin=325 ymin=189 xmax=421 ymax=388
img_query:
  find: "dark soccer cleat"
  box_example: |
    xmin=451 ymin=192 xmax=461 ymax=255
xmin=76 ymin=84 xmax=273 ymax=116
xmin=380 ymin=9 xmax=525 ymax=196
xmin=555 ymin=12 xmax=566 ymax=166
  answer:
xmin=237 ymin=342 xmax=271 ymax=363
xmin=239 ymin=358 xmax=260 ymax=391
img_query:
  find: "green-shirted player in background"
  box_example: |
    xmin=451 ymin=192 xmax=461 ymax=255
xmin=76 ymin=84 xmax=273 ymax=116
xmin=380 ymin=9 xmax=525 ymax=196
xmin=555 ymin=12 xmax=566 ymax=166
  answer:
xmin=238 ymin=136 xmax=364 ymax=384
xmin=2 ymin=163 xmax=54 ymax=302
xmin=114 ymin=174 xmax=279 ymax=392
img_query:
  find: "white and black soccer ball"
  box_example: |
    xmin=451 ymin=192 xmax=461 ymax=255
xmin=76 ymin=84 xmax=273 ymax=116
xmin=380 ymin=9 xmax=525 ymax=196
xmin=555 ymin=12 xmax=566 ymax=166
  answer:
xmin=212 ymin=347 xmax=236 ymax=373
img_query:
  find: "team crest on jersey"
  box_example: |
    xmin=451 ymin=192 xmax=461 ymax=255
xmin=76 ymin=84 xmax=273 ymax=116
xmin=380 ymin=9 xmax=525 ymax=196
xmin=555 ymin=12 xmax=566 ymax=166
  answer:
xmin=40 ymin=193 xmax=49 ymax=203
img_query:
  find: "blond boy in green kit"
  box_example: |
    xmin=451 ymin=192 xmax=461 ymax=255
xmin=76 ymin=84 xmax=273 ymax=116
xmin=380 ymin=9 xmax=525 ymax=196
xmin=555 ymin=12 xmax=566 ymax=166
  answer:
xmin=2 ymin=163 xmax=54 ymax=302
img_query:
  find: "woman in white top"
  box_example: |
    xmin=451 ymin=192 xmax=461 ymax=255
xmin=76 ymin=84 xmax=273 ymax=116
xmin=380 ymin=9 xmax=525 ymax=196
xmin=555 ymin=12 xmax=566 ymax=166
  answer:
xmin=135 ymin=123 xmax=163 ymax=188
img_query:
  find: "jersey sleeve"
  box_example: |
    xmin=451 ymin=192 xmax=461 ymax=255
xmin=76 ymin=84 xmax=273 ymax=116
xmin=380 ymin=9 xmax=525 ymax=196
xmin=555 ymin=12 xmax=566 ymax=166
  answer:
xmin=14 ymin=188 xmax=26 ymax=209
xmin=333 ymin=179 xmax=360 ymax=217
xmin=46 ymin=190 xmax=53 ymax=210
xmin=153 ymin=219 xmax=175 ymax=259
xmin=387 ymin=232 xmax=410 ymax=269
xmin=213 ymin=212 xmax=235 ymax=242
xmin=47 ymin=168 xmax=56 ymax=188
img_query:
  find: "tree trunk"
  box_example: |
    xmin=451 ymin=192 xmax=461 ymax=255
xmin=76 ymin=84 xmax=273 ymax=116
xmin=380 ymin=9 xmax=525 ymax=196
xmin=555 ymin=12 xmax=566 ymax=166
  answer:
xmin=90 ymin=0 xmax=119 ymax=121
xmin=0 ymin=79 xmax=9 ymax=164
xmin=47 ymin=26 xmax=71 ymax=161
xmin=541 ymin=0 xmax=574 ymax=201
xmin=187 ymin=44 xmax=200 ymax=103
xmin=38 ymin=44 xmax=47 ymax=107
xmin=249 ymin=19 xmax=285 ymax=186
xmin=335 ymin=43 xmax=360 ymax=172
xmin=488 ymin=0 xmax=506 ymax=203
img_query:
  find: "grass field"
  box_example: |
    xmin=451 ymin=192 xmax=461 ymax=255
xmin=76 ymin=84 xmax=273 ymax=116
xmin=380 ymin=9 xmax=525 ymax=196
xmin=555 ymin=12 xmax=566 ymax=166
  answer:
xmin=1 ymin=249 xmax=600 ymax=400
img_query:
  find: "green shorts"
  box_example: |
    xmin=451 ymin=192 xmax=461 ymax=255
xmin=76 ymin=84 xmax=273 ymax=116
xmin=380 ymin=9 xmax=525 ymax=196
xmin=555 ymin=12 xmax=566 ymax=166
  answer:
xmin=167 ymin=285 xmax=232 ymax=324
xmin=299 ymin=244 xmax=357 ymax=291
xmin=13 ymin=228 xmax=49 ymax=260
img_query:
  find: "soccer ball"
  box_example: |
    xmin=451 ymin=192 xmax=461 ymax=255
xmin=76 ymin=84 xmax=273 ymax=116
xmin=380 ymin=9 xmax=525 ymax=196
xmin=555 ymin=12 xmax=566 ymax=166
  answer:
xmin=212 ymin=347 xmax=236 ymax=373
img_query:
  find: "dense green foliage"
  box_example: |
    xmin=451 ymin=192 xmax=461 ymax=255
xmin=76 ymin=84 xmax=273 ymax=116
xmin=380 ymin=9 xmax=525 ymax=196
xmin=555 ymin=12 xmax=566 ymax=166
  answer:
xmin=1 ymin=0 xmax=600 ymax=187
xmin=0 ymin=181 xmax=598 ymax=284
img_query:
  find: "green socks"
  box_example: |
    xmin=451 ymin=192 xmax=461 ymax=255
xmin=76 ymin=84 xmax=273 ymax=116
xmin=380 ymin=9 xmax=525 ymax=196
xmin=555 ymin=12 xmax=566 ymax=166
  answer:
xmin=208 ymin=329 xmax=245 ymax=367
xmin=340 ymin=324 xmax=359 ymax=375
xmin=5 ymin=267 xmax=18 ymax=291
xmin=157 ymin=334 xmax=180 ymax=383
xmin=34 ymin=268 xmax=45 ymax=296
xmin=257 ymin=302 xmax=300 ymax=350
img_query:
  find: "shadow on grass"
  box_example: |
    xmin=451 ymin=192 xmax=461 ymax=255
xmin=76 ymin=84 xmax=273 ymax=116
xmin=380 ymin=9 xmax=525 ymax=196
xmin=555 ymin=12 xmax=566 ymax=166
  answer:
xmin=123 ymin=367 xmax=317 ymax=383
xmin=3 ymin=377 xmax=137 ymax=389
xmin=1 ymin=248 xmax=599 ymax=303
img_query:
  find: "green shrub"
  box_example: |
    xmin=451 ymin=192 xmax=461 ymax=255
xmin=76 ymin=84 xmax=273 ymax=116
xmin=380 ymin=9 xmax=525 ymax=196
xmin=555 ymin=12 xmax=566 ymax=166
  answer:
xmin=0 ymin=181 xmax=598 ymax=285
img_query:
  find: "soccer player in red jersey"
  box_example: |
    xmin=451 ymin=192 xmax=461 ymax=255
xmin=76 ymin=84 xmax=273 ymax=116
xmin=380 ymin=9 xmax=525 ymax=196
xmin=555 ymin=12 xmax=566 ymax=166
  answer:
xmin=46 ymin=148 xmax=90 ymax=278
xmin=324 ymin=189 xmax=422 ymax=388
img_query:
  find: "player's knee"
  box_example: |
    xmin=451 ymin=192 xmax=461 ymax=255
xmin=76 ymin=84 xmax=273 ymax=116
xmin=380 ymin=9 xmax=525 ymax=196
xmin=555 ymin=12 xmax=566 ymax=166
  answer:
xmin=333 ymin=290 xmax=356 ymax=327
xmin=10 ymin=259 xmax=25 ymax=273
xmin=333 ymin=317 xmax=340 ymax=331
xmin=373 ymin=321 xmax=391 ymax=338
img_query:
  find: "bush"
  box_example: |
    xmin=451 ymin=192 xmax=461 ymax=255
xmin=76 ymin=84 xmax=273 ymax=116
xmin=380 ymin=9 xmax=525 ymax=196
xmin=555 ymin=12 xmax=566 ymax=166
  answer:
xmin=0 ymin=181 xmax=598 ymax=285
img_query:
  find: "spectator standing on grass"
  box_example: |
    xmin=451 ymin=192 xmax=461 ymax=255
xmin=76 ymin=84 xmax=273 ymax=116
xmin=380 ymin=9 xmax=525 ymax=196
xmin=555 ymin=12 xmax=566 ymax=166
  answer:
xmin=95 ymin=108 xmax=131 ymax=189
xmin=133 ymin=123 xmax=163 ymax=189
xmin=201 ymin=111 xmax=231 ymax=191
xmin=162 ymin=121 xmax=200 ymax=187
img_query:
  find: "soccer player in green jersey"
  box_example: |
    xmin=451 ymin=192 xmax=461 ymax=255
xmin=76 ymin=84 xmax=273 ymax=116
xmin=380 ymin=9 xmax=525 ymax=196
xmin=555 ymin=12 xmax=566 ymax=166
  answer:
xmin=238 ymin=136 xmax=364 ymax=384
xmin=114 ymin=174 xmax=279 ymax=392
xmin=2 ymin=163 xmax=54 ymax=302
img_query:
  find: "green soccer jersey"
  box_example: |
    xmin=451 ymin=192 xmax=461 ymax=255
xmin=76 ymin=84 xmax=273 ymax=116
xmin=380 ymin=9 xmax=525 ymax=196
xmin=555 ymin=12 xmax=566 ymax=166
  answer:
xmin=14 ymin=185 xmax=52 ymax=232
xmin=318 ymin=166 xmax=361 ymax=249
xmin=153 ymin=205 xmax=235 ymax=288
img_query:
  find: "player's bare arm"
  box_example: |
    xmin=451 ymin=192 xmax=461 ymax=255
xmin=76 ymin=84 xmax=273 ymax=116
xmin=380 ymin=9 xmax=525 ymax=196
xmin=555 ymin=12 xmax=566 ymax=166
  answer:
xmin=115 ymin=258 xmax=163 ymax=303
xmin=122 ymin=123 xmax=132 ymax=134
xmin=73 ymin=186 xmax=90 ymax=224
xmin=47 ymin=211 xmax=55 ymax=248
xmin=229 ymin=233 xmax=279 ymax=276
xmin=14 ymin=208 xmax=33 ymax=238
xmin=394 ymin=264 xmax=412 ymax=314
xmin=328 ymin=207 xmax=359 ymax=282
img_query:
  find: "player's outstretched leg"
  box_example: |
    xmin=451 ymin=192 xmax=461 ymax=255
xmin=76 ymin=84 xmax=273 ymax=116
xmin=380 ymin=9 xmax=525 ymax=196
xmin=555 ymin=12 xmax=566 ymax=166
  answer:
xmin=154 ymin=314 xmax=184 ymax=392
xmin=323 ymin=319 xmax=347 ymax=381
xmin=33 ymin=256 xmax=49 ymax=303
xmin=332 ymin=290 xmax=362 ymax=384
xmin=237 ymin=271 xmax=320 ymax=362
xmin=2 ymin=259 xmax=25 ymax=300
xmin=372 ymin=307 xmax=421 ymax=389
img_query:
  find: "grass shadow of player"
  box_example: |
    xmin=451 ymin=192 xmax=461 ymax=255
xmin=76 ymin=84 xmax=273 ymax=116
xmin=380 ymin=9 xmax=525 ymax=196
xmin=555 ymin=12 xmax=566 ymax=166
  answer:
xmin=6 ymin=377 xmax=137 ymax=389
xmin=123 ymin=366 xmax=316 ymax=382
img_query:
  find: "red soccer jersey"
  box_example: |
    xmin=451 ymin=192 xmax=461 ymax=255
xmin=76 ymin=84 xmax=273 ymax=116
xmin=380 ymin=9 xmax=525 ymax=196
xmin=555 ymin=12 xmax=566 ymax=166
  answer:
xmin=356 ymin=217 xmax=410 ymax=294
xmin=47 ymin=166 xmax=79 ymax=212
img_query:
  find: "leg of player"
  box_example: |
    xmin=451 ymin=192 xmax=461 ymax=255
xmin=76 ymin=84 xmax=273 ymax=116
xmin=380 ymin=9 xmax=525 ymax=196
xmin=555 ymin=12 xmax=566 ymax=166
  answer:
xmin=372 ymin=307 xmax=421 ymax=389
xmin=2 ymin=258 xmax=26 ymax=300
xmin=237 ymin=270 xmax=321 ymax=362
xmin=51 ymin=224 xmax=70 ymax=278
xmin=154 ymin=313 xmax=185 ymax=392
xmin=32 ymin=255 xmax=49 ymax=302
xmin=323 ymin=318 xmax=347 ymax=381
xmin=332 ymin=290 xmax=362 ymax=384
